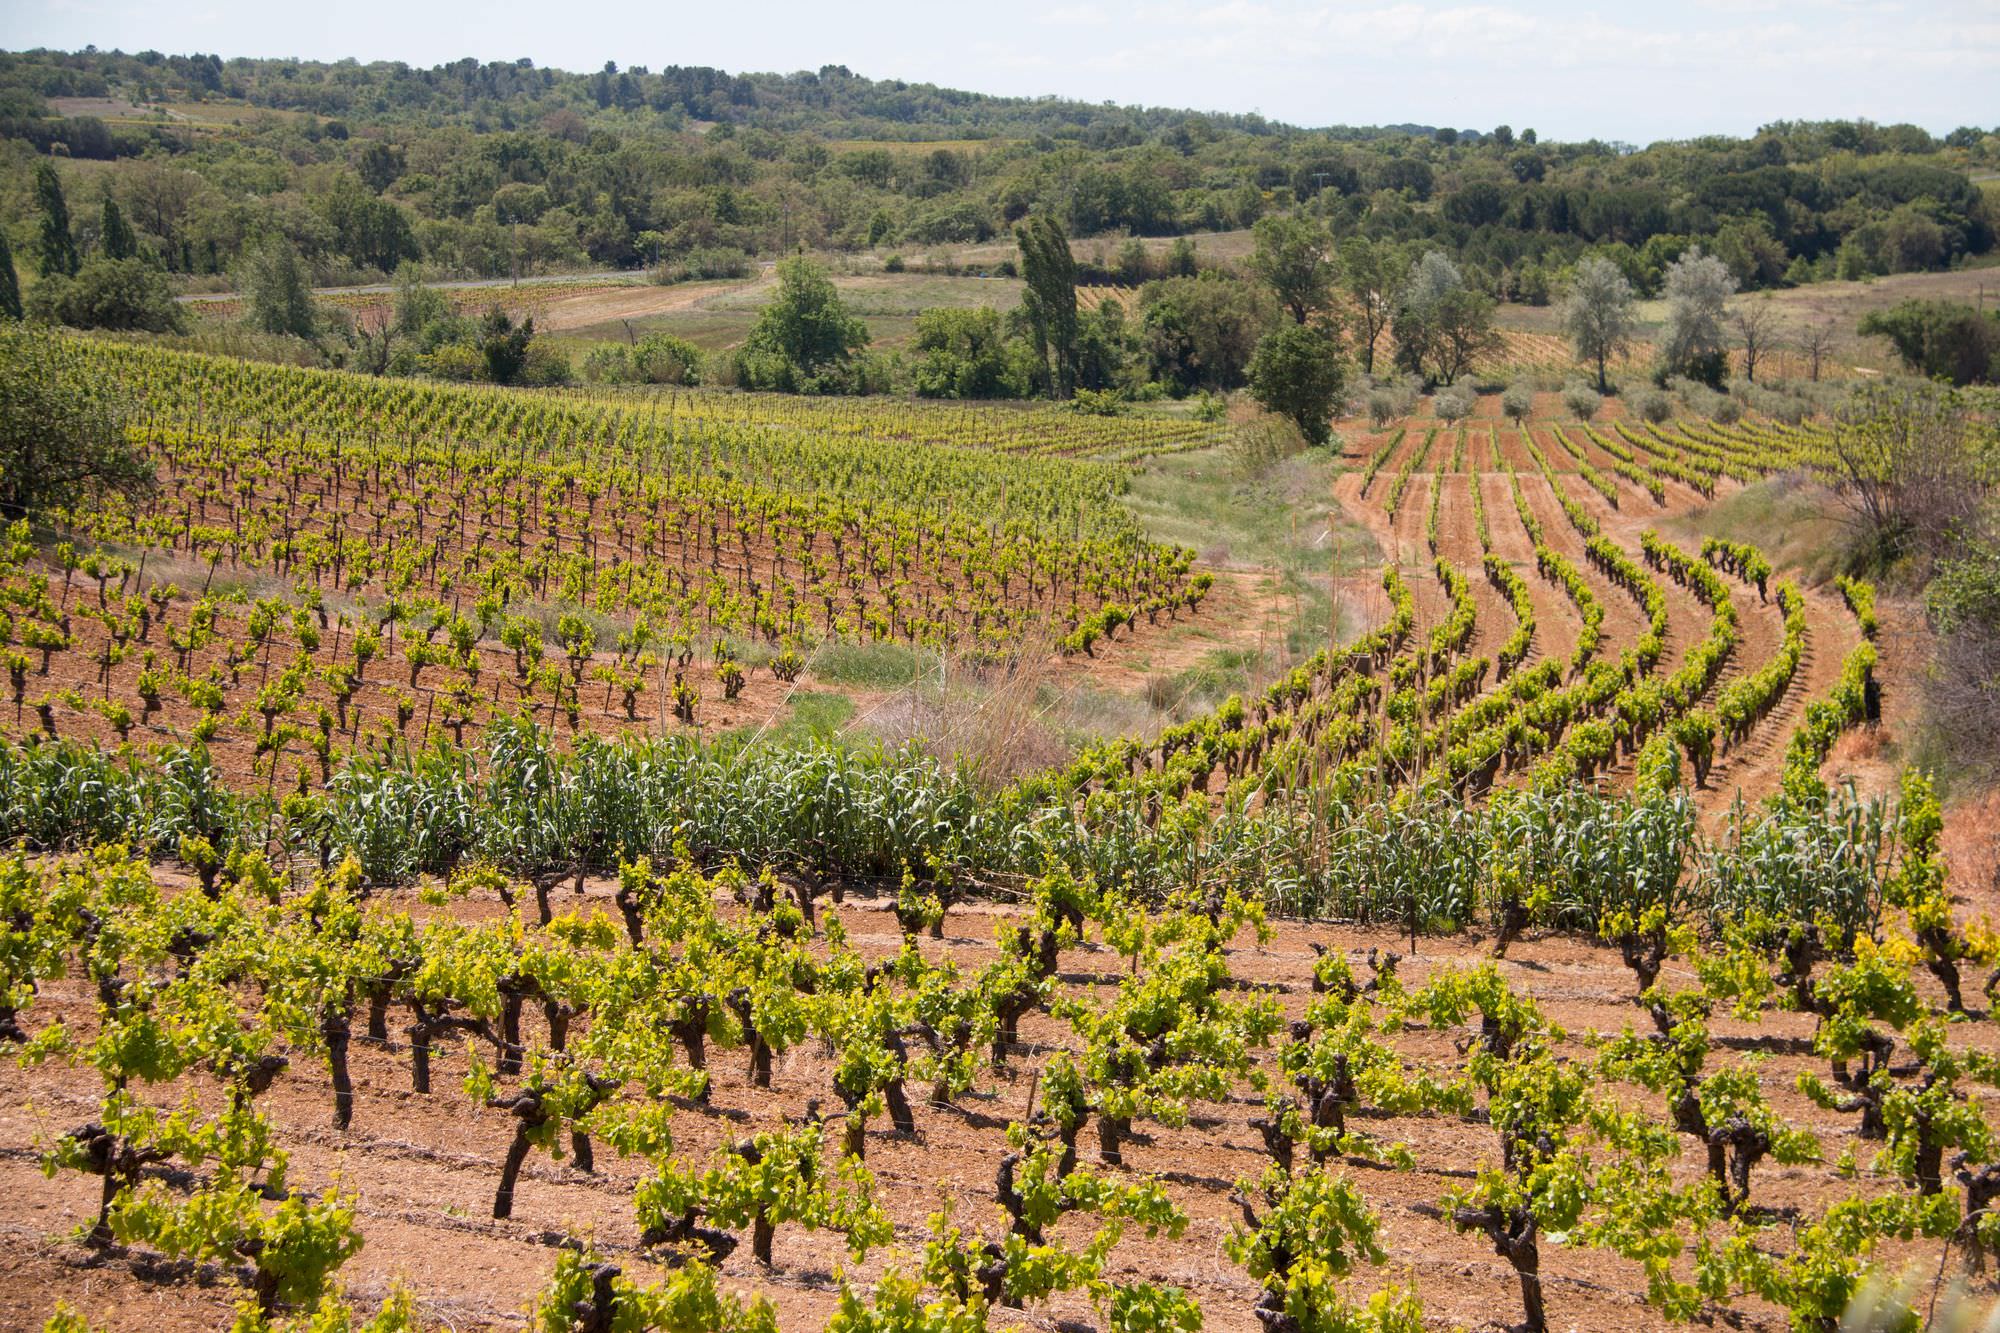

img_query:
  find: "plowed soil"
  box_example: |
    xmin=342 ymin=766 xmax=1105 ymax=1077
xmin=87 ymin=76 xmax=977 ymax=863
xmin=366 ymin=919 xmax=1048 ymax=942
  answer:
xmin=1326 ymin=415 xmax=1876 ymax=813
xmin=6 ymin=884 xmax=1994 ymax=1333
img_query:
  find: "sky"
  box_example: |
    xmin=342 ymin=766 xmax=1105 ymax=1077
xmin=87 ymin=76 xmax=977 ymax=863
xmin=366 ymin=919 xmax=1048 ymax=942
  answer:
xmin=5 ymin=0 xmax=1997 ymax=144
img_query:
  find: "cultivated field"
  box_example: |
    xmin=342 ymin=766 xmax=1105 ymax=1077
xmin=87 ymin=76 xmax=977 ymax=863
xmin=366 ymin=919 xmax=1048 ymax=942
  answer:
xmin=3 ymin=339 xmax=1996 ymax=1333
xmin=5 ymin=852 xmax=1996 ymax=1333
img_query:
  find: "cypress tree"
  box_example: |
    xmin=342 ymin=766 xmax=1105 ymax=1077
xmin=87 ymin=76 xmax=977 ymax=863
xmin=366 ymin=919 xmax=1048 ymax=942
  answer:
xmin=34 ymin=162 xmax=80 ymax=279
xmin=1016 ymin=215 xmax=1079 ymax=400
xmin=0 ymin=232 xmax=21 ymax=320
xmin=101 ymin=199 xmax=137 ymax=261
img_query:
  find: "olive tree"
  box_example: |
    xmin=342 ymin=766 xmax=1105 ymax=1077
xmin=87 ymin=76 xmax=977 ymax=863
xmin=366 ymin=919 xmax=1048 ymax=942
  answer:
xmin=1393 ymin=250 xmax=1497 ymax=388
xmin=1659 ymin=247 xmax=1736 ymax=386
xmin=0 ymin=324 xmax=152 ymax=518
xmin=1560 ymin=255 xmax=1635 ymax=393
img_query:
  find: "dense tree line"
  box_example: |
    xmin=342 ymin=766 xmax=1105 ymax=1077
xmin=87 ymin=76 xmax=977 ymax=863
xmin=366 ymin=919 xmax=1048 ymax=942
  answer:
xmin=1 ymin=47 xmax=1994 ymax=295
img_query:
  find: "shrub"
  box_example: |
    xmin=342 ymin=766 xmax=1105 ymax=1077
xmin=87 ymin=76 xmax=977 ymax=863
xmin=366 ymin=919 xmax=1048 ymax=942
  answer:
xmin=1071 ymin=387 xmax=1125 ymax=417
xmin=632 ymin=333 xmax=703 ymax=385
xmin=580 ymin=343 xmax=634 ymax=383
xmin=417 ymin=342 xmax=488 ymax=382
xmin=1561 ymin=382 xmax=1601 ymax=419
xmin=1635 ymin=390 xmax=1673 ymax=423
xmin=1231 ymin=415 xmax=1309 ymax=472
xmin=1767 ymin=395 xmax=1808 ymax=426
xmin=654 ymin=246 xmax=752 ymax=284
xmin=1501 ymin=385 xmax=1534 ymax=420
xmin=1367 ymin=391 xmax=1401 ymax=428
xmin=26 ymin=257 xmax=186 ymax=334
xmin=1433 ymin=384 xmax=1476 ymax=421
xmin=1672 ymin=378 xmax=1727 ymax=417
xmin=1857 ymin=298 xmax=2000 ymax=386
xmin=518 ymin=341 xmax=573 ymax=387
xmin=882 ymin=254 xmax=905 ymax=273
xmin=0 ymin=324 xmax=152 ymax=517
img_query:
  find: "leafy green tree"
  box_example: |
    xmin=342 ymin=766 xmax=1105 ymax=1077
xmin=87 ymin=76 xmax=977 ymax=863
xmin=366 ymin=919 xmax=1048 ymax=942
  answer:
xmin=35 ymin=162 xmax=80 ymax=279
xmin=1249 ymin=322 xmax=1348 ymax=445
xmin=1561 ymin=255 xmax=1636 ymax=393
xmin=0 ymin=231 xmax=20 ymax=320
xmin=480 ymin=307 xmax=535 ymax=385
xmin=1016 ymin=215 xmax=1080 ymax=399
xmin=239 ymin=234 xmax=320 ymax=340
xmin=392 ymin=268 xmax=456 ymax=345
xmin=913 ymin=306 xmax=1023 ymax=399
xmin=99 ymin=200 xmax=137 ymax=262
xmin=1857 ymin=299 xmax=1998 ymax=386
xmin=25 ymin=257 xmax=186 ymax=334
xmin=1140 ymin=274 xmax=1276 ymax=394
xmin=736 ymin=255 xmax=870 ymax=394
xmin=1249 ymin=214 xmax=1337 ymax=325
xmin=1342 ymin=238 xmax=1400 ymax=376
xmin=1074 ymin=302 xmax=1138 ymax=393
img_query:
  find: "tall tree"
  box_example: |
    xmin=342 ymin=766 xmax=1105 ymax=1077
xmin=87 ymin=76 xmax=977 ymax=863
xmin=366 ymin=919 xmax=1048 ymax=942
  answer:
xmin=735 ymin=255 xmax=869 ymax=393
xmin=1560 ymin=255 xmax=1636 ymax=393
xmin=1797 ymin=320 xmax=1839 ymax=383
xmin=1342 ymin=238 xmax=1398 ymax=376
xmin=479 ymin=307 xmax=535 ymax=386
xmin=1249 ymin=322 xmax=1348 ymax=445
xmin=1732 ymin=303 xmax=1781 ymax=384
xmin=1016 ymin=215 xmax=1080 ymax=399
xmin=239 ymin=234 xmax=320 ymax=340
xmin=34 ymin=162 xmax=80 ymax=280
xmin=1393 ymin=250 xmax=1497 ymax=388
xmin=1659 ymin=247 xmax=1736 ymax=386
xmin=0 ymin=231 xmax=20 ymax=321
xmin=1249 ymin=214 xmax=1336 ymax=325
xmin=100 ymin=199 xmax=138 ymax=261
xmin=1139 ymin=274 xmax=1276 ymax=394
